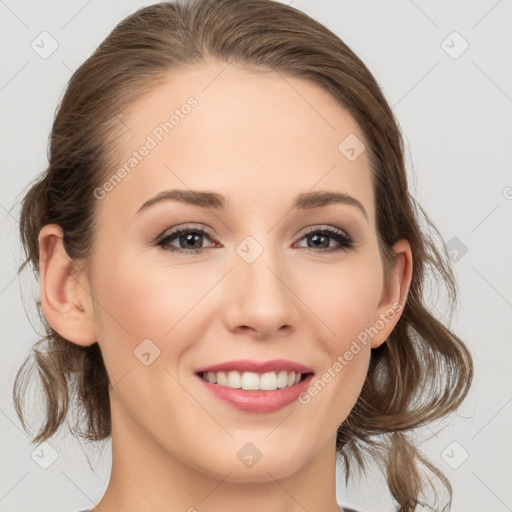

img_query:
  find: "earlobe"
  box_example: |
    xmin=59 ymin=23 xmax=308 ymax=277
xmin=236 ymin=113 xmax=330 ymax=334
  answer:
xmin=38 ymin=224 xmax=96 ymax=346
xmin=370 ymin=239 xmax=413 ymax=349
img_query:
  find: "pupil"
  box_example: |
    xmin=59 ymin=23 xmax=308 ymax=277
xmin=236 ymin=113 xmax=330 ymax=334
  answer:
xmin=309 ymin=233 xmax=328 ymax=248
xmin=181 ymin=232 xmax=202 ymax=249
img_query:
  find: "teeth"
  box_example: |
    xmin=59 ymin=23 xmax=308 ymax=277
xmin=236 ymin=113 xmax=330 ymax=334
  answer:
xmin=260 ymin=371 xmax=277 ymax=390
xmin=241 ymin=371 xmax=259 ymax=390
xmin=276 ymin=370 xmax=288 ymax=388
xmin=227 ymin=370 xmax=242 ymax=388
xmin=217 ymin=371 xmax=227 ymax=386
xmin=200 ymin=370 xmax=304 ymax=391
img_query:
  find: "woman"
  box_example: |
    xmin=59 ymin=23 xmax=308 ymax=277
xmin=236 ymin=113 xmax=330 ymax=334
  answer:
xmin=13 ymin=0 xmax=473 ymax=511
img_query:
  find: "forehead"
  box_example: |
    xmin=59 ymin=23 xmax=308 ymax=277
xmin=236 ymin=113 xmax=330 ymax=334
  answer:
xmin=98 ymin=62 xmax=375 ymax=222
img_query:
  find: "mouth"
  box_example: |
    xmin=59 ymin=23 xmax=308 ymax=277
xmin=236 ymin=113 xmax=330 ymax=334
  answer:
xmin=194 ymin=359 xmax=315 ymax=413
xmin=196 ymin=369 xmax=313 ymax=391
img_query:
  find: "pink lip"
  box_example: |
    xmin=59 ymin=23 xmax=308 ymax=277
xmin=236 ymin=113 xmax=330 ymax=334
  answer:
xmin=195 ymin=358 xmax=314 ymax=374
xmin=196 ymin=373 xmax=315 ymax=413
xmin=194 ymin=359 xmax=315 ymax=413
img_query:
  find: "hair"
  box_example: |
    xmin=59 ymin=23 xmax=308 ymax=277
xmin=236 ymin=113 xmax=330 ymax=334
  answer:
xmin=13 ymin=1 xmax=473 ymax=510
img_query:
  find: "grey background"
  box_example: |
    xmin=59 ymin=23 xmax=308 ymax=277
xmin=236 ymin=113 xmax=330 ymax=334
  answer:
xmin=1 ymin=1 xmax=511 ymax=511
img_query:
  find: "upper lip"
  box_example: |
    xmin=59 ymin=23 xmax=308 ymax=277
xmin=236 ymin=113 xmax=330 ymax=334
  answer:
xmin=195 ymin=359 xmax=314 ymax=375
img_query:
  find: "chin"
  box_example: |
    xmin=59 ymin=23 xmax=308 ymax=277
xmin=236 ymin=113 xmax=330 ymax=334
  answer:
xmin=197 ymin=449 xmax=309 ymax=483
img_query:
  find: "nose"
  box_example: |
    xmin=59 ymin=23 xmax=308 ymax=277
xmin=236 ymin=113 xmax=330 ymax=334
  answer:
xmin=222 ymin=246 xmax=300 ymax=340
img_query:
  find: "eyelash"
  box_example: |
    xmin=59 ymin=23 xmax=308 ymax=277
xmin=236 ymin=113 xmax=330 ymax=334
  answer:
xmin=155 ymin=224 xmax=355 ymax=256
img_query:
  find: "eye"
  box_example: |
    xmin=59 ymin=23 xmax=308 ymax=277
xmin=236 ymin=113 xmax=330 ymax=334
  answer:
xmin=155 ymin=224 xmax=218 ymax=255
xmin=293 ymin=226 xmax=355 ymax=253
xmin=155 ymin=224 xmax=355 ymax=256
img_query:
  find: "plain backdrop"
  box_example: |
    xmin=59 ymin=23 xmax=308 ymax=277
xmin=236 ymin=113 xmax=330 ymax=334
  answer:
xmin=1 ymin=1 xmax=511 ymax=511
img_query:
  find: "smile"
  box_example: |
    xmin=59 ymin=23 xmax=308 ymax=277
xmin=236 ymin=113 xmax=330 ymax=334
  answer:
xmin=198 ymin=370 xmax=308 ymax=391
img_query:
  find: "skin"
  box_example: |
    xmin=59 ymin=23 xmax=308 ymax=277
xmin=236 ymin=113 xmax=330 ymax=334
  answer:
xmin=38 ymin=61 xmax=412 ymax=512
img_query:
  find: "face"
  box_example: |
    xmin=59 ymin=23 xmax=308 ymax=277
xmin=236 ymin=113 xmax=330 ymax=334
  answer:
xmin=79 ymin=62 xmax=405 ymax=482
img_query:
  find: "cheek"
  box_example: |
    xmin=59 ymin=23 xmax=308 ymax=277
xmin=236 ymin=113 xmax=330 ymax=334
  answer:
xmin=89 ymin=246 xmax=220 ymax=374
xmin=301 ymin=254 xmax=383 ymax=347
xmin=88 ymin=249 xmax=206 ymax=430
xmin=295 ymin=255 xmax=383 ymax=414
xmin=93 ymin=237 xmax=192 ymax=331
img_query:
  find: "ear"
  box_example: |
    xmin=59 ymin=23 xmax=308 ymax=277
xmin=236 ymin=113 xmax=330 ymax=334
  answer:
xmin=38 ymin=224 xmax=96 ymax=346
xmin=370 ymin=239 xmax=413 ymax=349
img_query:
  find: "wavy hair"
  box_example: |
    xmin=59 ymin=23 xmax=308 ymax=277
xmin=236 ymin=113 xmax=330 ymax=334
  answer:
xmin=13 ymin=1 xmax=473 ymax=510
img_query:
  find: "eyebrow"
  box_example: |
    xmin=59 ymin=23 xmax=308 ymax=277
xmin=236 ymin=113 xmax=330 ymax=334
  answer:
xmin=135 ymin=189 xmax=368 ymax=220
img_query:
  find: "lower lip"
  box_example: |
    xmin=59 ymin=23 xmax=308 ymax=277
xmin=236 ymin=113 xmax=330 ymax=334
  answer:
xmin=196 ymin=373 xmax=315 ymax=413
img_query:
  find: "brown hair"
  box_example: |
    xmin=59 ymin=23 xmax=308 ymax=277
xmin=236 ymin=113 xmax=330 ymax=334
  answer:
xmin=13 ymin=1 xmax=473 ymax=510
